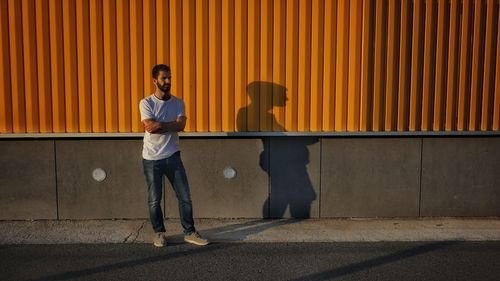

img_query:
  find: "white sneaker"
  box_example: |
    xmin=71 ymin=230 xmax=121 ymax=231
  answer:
xmin=153 ymin=232 xmax=167 ymax=247
xmin=184 ymin=232 xmax=209 ymax=246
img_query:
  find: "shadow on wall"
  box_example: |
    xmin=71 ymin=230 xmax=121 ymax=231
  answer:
xmin=236 ymin=81 xmax=287 ymax=131
xmin=236 ymin=81 xmax=317 ymax=219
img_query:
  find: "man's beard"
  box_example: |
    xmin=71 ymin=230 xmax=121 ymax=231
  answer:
xmin=160 ymin=84 xmax=170 ymax=93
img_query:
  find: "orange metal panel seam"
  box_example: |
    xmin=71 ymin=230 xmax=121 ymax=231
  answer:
xmin=493 ymin=0 xmax=500 ymax=130
xmin=76 ymin=0 xmax=92 ymax=133
xmin=182 ymin=0 xmax=196 ymax=131
xmin=195 ymin=0 xmax=209 ymax=132
xmin=90 ymin=0 xmax=105 ymax=133
xmin=8 ymin=0 xmax=26 ymax=133
xmin=422 ymin=0 xmax=437 ymax=131
xmin=62 ymin=0 xmax=79 ymax=133
xmin=458 ymin=0 xmax=473 ymax=130
xmin=247 ymin=0 xmax=260 ymax=132
xmin=469 ymin=0 xmax=486 ymax=130
xmin=129 ymin=0 xmax=144 ymax=132
xmin=169 ymin=0 xmax=183 ymax=101
xmin=335 ymin=0 xmax=349 ymax=132
xmin=409 ymin=0 xmax=425 ymax=131
xmin=285 ymin=0 xmax=299 ymax=132
xmin=35 ymin=0 xmax=52 ymax=133
xmin=272 ymin=0 xmax=286 ymax=131
xmin=373 ymin=0 xmax=387 ymax=131
xmin=433 ymin=0 xmax=450 ymax=131
xmin=235 ymin=0 xmax=248 ymax=132
xmin=0 ymin=0 xmax=13 ymax=133
xmin=322 ymin=0 xmax=336 ymax=131
xmin=90 ymin=0 xmax=105 ymax=132
xmin=209 ymin=0 xmax=222 ymax=132
xmin=310 ymin=0 xmax=324 ymax=132
xmin=222 ymin=0 xmax=235 ymax=132
xmin=445 ymin=0 xmax=460 ymax=131
xmin=260 ymin=0 xmax=273 ymax=131
xmin=22 ymin=0 xmax=39 ymax=133
xmin=143 ymin=0 xmax=157 ymax=99
xmin=384 ymin=0 xmax=400 ymax=132
xmin=156 ymin=0 xmax=169 ymax=67
xmin=49 ymin=0 xmax=66 ymax=132
xmin=104 ymin=0 xmax=118 ymax=132
xmin=397 ymin=0 xmax=411 ymax=132
xmin=480 ymin=0 xmax=497 ymax=130
xmin=360 ymin=0 xmax=374 ymax=132
xmin=347 ymin=0 xmax=362 ymax=132
xmin=298 ymin=0 xmax=312 ymax=132
xmin=116 ymin=0 xmax=132 ymax=132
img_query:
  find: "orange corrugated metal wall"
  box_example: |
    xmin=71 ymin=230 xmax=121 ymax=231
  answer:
xmin=1 ymin=0 xmax=500 ymax=133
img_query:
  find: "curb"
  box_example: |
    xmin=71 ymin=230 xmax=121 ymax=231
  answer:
xmin=1 ymin=218 xmax=500 ymax=244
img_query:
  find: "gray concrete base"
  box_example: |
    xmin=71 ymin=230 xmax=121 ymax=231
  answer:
xmin=1 ymin=218 xmax=500 ymax=244
xmin=2 ymin=137 xmax=499 ymax=219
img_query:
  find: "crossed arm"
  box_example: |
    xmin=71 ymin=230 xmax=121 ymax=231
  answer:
xmin=142 ymin=116 xmax=187 ymax=134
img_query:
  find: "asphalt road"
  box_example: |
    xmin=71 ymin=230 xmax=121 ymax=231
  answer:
xmin=1 ymin=242 xmax=500 ymax=281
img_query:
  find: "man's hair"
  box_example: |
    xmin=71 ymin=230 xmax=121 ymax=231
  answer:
xmin=152 ymin=64 xmax=171 ymax=79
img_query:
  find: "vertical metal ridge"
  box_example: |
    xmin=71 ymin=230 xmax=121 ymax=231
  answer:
xmin=373 ymin=0 xmax=388 ymax=131
xmin=384 ymin=0 xmax=400 ymax=132
xmin=445 ymin=0 xmax=460 ymax=131
xmin=347 ymin=0 xmax=362 ymax=132
xmin=76 ymin=0 xmax=92 ymax=133
xmin=62 ymin=0 xmax=79 ymax=133
xmin=22 ymin=0 xmax=39 ymax=133
xmin=360 ymin=0 xmax=374 ymax=132
xmin=322 ymin=0 xmax=337 ymax=132
xmin=297 ymin=0 xmax=312 ymax=132
xmin=9 ymin=0 xmax=26 ymax=133
xmin=335 ymin=0 xmax=349 ymax=132
xmin=480 ymin=0 xmax=498 ymax=130
xmin=397 ymin=0 xmax=412 ymax=132
xmin=195 ymin=0 xmax=209 ymax=131
xmin=469 ymin=0 xmax=486 ymax=130
xmin=209 ymin=0 xmax=223 ymax=132
xmin=104 ymin=0 xmax=119 ymax=133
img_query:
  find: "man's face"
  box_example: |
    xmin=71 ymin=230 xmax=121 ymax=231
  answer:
xmin=154 ymin=70 xmax=171 ymax=93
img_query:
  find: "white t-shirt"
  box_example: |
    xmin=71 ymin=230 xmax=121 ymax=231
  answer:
xmin=139 ymin=94 xmax=186 ymax=160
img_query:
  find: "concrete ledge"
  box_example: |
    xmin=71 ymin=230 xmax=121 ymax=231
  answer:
xmin=1 ymin=131 xmax=499 ymax=138
xmin=1 ymin=218 xmax=500 ymax=244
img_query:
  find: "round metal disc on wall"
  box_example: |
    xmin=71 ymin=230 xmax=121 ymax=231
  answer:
xmin=223 ymin=167 xmax=237 ymax=179
xmin=92 ymin=168 xmax=107 ymax=182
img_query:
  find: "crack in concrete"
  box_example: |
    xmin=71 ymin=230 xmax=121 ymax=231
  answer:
xmin=131 ymin=221 xmax=147 ymax=243
xmin=123 ymin=221 xmax=147 ymax=243
xmin=122 ymin=232 xmax=134 ymax=243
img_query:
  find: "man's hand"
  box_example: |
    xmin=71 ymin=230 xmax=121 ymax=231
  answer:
xmin=143 ymin=119 xmax=163 ymax=133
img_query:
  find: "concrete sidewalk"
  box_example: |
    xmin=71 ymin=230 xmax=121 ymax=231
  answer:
xmin=1 ymin=218 xmax=500 ymax=244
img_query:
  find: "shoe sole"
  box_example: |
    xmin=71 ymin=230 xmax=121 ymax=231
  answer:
xmin=184 ymin=238 xmax=209 ymax=246
xmin=154 ymin=242 xmax=167 ymax=247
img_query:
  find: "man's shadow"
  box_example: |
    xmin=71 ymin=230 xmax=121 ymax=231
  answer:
xmin=236 ymin=81 xmax=317 ymax=219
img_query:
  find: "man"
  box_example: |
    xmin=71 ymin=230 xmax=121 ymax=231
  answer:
xmin=140 ymin=64 xmax=209 ymax=247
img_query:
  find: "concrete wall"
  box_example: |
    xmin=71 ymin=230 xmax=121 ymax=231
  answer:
xmin=0 ymin=141 xmax=57 ymax=220
xmin=321 ymin=138 xmax=421 ymax=217
xmin=165 ymin=139 xmax=268 ymax=218
xmin=1 ymin=137 xmax=499 ymax=219
xmin=421 ymin=138 xmax=500 ymax=216
xmin=56 ymin=140 xmax=147 ymax=219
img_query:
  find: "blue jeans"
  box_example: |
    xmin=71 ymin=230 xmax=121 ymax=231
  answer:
xmin=143 ymin=151 xmax=195 ymax=234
